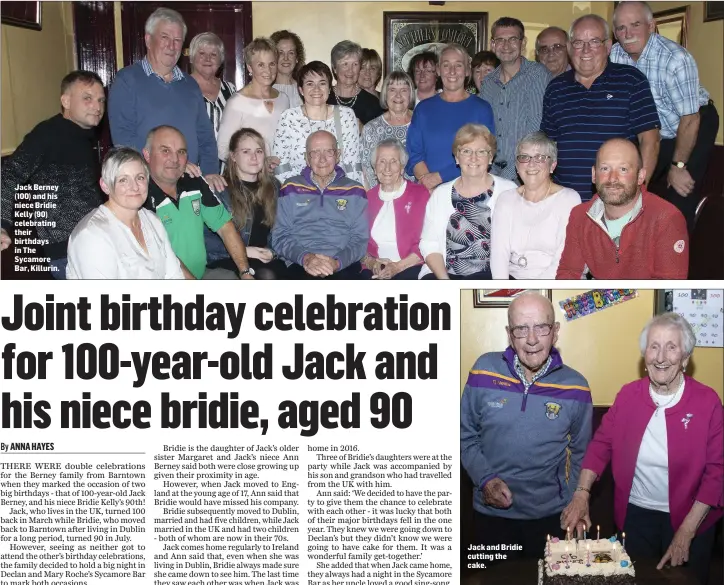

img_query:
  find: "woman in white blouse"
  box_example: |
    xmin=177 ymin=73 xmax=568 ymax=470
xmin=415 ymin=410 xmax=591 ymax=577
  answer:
xmin=66 ymin=147 xmax=183 ymax=279
xmin=490 ymin=132 xmax=581 ymax=279
xmin=419 ymin=123 xmax=516 ymax=279
xmin=361 ymin=138 xmax=429 ymax=280
xmin=217 ymin=38 xmax=290 ymax=166
xmin=273 ymin=61 xmax=363 ymax=186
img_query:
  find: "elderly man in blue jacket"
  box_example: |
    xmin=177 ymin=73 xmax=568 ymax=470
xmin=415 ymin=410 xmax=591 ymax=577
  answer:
xmin=461 ymin=291 xmax=593 ymax=562
xmin=272 ymin=130 xmax=369 ymax=279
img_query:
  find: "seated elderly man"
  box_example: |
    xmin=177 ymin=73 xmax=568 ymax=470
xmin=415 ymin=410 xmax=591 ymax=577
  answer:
xmin=557 ymin=138 xmax=688 ymax=279
xmin=272 ymin=130 xmax=368 ymax=279
xmin=109 ymin=8 xmax=223 ymax=190
xmin=461 ymin=291 xmax=592 ymax=563
xmin=143 ymin=126 xmax=253 ymax=280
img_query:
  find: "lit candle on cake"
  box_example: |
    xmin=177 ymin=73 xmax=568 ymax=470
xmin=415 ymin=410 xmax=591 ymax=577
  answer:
xmin=586 ymin=543 xmax=591 ymax=567
xmin=566 ymin=526 xmax=570 ymax=542
xmin=597 ymin=525 xmax=600 ymax=541
xmin=622 ymin=532 xmax=626 ymax=550
xmin=547 ymin=534 xmax=551 ymax=557
xmin=583 ymin=523 xmax=587 ymax=541
xmin=564 ymin=545 xmax=570 ymax=569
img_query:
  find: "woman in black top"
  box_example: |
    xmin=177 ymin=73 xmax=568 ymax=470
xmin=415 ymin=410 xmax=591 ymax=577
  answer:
xmin=326 ymin=40 xmax=384 ymax=126
xmin=207 ymin=128 xmax=287 ymax=279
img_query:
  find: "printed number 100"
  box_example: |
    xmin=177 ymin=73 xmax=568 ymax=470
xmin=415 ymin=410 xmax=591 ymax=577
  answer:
xmin=61 ymin=343 xmax=119 ymax=379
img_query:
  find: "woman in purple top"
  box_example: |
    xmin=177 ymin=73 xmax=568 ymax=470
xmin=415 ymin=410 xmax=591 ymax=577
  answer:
xmin=561 ymin=313 xmax=723 ymax=585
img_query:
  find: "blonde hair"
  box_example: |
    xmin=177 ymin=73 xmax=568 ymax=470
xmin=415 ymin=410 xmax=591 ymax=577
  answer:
xmin=243 ymin=37 xmax=277 ymax=67
xmin=452 ymin=123 xmax=497 ymax=156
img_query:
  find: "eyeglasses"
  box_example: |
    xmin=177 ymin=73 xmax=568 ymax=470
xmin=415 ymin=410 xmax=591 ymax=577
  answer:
xmin=492 ymin=36 xmax=522 ymax=46
xmin=307 ymin=148 xmax=337 ymax=159
xmin=537 ymin=43 xmax=566 ymax=55
xmin=571 ymin=38 xmax=606 ymax=51
xmin=415 ymin=67 xmax=436 ymax=76
xmin=458 ymin=148 xmax=492 ymax=158
xmin=510 ymin=323 xmax=554 ymax=339
xmin=516 ymin=153 xmax=552 ymax=164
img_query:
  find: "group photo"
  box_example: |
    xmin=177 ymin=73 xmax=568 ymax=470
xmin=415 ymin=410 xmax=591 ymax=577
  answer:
xmin=1 ymin=1 xmax=722 ymax=280
xmin=459 ymin=288 xmax=724 ymax=585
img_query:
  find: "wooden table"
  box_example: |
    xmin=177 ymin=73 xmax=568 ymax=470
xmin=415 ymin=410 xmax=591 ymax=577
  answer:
xmin=463 ymin=557 xmax=700 ymax=585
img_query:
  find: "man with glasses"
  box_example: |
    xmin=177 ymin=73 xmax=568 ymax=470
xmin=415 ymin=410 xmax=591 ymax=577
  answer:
xmin=541 ymin=14 xmax=660 ymax=201
xmin=610 ymin=1 xmax=719 ymax=233
xmin=480 ymin=17 xmax=553 ymax=182
xmin=461 ymin=291 xmax=592 ymax=562
xmin=535 ymin=27 xmax=570 ymax=77
xmin=272 ymin=130 xmax=368 ymax=279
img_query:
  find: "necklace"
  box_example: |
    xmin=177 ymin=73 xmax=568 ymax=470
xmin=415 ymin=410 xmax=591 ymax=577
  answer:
xmin=333 ymin=86 xmax=359 ymax=108
xmin=515 ymin=181 xmax=553 ymax=268
xmin=649 ymin=375 xmax=684 ymax=416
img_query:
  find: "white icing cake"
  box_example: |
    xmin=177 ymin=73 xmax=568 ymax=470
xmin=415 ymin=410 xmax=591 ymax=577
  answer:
xmin=537 ymin=537 xmax=635 ymax=583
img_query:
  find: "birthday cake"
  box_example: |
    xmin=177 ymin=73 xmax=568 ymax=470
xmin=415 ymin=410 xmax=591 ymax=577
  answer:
xmin=537 ymin=536 xmax=635 ymax=585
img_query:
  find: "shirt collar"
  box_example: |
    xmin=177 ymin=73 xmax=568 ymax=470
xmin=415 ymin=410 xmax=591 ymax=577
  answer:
xmin=502 ymin=346 xmax=562 ymax=389
xmin=513 ymin=354 xmax=553 ymax=390
xmin=141 ymin=57 xmax=184 ymax=82
xmin=302 ymin=165 xmax=345 ymax=189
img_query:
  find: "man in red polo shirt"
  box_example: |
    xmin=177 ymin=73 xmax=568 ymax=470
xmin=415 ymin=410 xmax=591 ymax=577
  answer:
xmin=557 ymin=138 xmax=688 ymax=279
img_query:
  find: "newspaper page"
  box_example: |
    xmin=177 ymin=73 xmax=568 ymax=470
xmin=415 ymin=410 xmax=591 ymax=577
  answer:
xmin=1 ymin=281 xmax=460 ymax=585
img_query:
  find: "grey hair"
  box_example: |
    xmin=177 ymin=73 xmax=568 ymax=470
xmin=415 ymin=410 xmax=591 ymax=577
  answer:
xmin=516 ymin=131 xmax=558 ymax=164
xmin=189 ymin=32 xmax=225 ymax=66
xmin=535 ymin=26 xmax=568 ymax=50
xmin=101 ymin=147 xmax=149 ymax=188
xmin=569 ymin=14 xmax=610 ymax=41
xmin=370 ymin=138 xmax=409 ymax=168
xmin=144 ymin=125 xmax=185 ymax=152
xmin=144 ymin=7 xmax=187 ymax=40
xmin=330 ymin=40 xmax=362 ymax=72
xmin=379 ymin=71 xmax=415 ymax=110
xmin=639 ymin=313 xmax=696 ymax=357
xmin=613 ymin=1 xmax=654 ymax=25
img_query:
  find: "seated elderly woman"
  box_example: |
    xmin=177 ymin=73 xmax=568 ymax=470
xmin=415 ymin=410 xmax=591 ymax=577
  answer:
xmin=361 ymin=138 xmax=429 ymax=280
xmin=217 ymin=37 xmax=289 ymax=164
xmin=561 ymin=313 xmax=723 ymax=585
xmin=326 ymin=40 xmax=384 ymax=125
xmin=66 ymin=147 xmax=183 ymax=279
xmin=189 ymin=32 xmax=237 ymax=141
xmin=361 ymin=71 xmax=416 ymax=188
xmin=273 ymin=61 xmax=363 ymax=185
xmin=419 ymin=123 xmax=516 ymax=279
xmin=490 ymin=132 xmax=581 ymax=279
xmin=359 ymin=48 xmax=383 ymax=98
xmin=406 ymin=43 xmax=496 ymax=192
xmin=471 ymin=50 xmax=500 ymax=93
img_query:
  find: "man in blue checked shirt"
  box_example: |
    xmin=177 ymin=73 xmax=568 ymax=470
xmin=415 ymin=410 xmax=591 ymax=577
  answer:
xmin=610 ymin=1 xmax=719 ymax=232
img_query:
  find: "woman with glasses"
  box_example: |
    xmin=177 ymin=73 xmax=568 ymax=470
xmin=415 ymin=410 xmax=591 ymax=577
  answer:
xmin=490 ymin=132 xmax=581 ymax=279
xmin=418 ymin=123 xmax=516 ymax=279
xmin=360 ymin=71 xmax=416 ymax=188
xmin=408 ymin=51 xmax=440 ymax=107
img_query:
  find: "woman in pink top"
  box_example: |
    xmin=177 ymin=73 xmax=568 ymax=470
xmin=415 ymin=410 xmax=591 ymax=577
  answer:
xmin=361 ymin=138 xmax=429 ymax=279
xmin=561 ymin=313 xmax=723 ymax=585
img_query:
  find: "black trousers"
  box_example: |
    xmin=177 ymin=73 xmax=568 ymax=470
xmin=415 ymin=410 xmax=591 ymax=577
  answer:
xmin=286 ymin=261 xmax=363 ymax=280
xmin=622 ymin=502 xmax=716 ymax=585
xmin=472 ymin=510 xmax=561 ymax=567
xmin=358 ymin=264 xmax=422 ymax=280
xmin=650 ymin=101 xmax=720 ymax=233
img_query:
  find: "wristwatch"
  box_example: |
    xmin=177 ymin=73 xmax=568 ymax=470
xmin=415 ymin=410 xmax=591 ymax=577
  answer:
xmin=239 ymin=267 xmax=255 ymax=277
xmin=672 ymin=161 xmax=687 ymax=169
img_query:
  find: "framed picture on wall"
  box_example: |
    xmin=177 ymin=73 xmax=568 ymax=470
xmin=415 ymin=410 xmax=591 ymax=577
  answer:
xmin=654 ymin=290 xmax=724 ymax=348
xmin=473 ymin=289 xmax=551 ymax=308
xmin=0 ymin=1 xmax=41 ymax=31
xmin=704 ymin=2 xmax=724 ymax=22
xmin=653 ymin=6 xmax=689 ymax=48
xmin=383 ymin=11 xmax=487 ymax=76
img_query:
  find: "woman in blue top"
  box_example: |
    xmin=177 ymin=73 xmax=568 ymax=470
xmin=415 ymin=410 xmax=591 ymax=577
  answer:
xmin=406 ymin=43 xmax=495 ymax=192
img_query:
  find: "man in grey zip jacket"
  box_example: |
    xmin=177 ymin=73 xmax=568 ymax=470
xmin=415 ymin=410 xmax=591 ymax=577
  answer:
xmin=461 ymin=292 xmax=593 ymax=561
xmin=272 ymin=130 xmax=368 ymax=279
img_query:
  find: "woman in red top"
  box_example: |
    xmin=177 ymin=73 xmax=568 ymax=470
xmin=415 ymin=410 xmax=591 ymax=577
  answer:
xmin=561 ymin=313 xmax=723 ymax=585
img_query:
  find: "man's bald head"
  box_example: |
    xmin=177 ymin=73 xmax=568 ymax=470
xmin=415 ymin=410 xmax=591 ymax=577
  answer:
xmin=506 ymin=292 xmax=560 ymax=381
xmin=508 ymin=292 xmax=555 ymax=327
xmin=595 ymin=138 xmax=643 ymax=169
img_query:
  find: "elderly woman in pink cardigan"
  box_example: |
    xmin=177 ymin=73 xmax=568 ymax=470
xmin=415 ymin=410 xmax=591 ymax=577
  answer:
xmin=361 ymin=138 xmax=429 ymax=280
xmin=561 ymin=313 xmax=723 ymax=585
